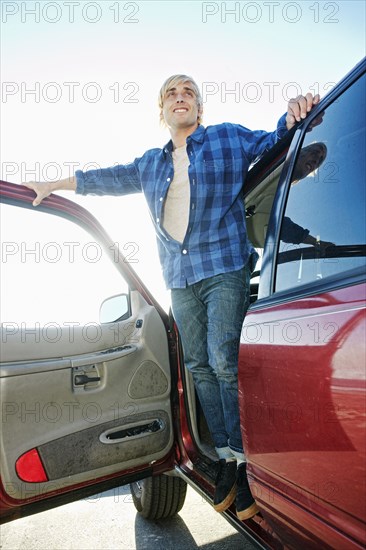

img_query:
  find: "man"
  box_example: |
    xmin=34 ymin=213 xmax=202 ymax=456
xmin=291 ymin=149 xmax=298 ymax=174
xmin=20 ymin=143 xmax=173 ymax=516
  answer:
xmin=24 ymin=74 xmax=320 ymax=520
xmin=281 ymin=142 xmax=334 ymax=249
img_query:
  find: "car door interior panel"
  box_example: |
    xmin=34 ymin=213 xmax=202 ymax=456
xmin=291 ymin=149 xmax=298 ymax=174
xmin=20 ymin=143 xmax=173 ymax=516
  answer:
xmin=0 ymin=290 xmax=173 ymax=500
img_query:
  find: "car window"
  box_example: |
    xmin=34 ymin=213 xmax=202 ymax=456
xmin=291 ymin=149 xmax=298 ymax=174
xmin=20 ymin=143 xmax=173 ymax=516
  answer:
xmin=275 ymin=73 xmax=366 ymax=293
xmin=0 ymin=204 xmax=129 ymax=327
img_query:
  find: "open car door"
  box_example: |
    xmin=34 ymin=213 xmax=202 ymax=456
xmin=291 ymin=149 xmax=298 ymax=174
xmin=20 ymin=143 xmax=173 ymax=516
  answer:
xmin=0 ymin=181 xmax=178 ymax=523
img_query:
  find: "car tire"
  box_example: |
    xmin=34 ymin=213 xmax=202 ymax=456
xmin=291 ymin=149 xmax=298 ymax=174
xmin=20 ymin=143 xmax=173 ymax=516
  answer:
xmin=130 ymin=475 xmax=187 ymax=519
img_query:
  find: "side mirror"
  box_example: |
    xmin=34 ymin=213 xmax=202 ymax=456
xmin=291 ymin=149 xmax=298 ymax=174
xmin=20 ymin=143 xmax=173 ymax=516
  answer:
xmin=99 ymin=293 xmax=130 ymax=324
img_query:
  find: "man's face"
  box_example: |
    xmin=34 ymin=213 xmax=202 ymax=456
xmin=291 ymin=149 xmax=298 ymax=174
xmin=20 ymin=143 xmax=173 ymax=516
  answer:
xmin=292 ymin=143 xmax=327 ymax=183
xmin=162 ymin=81 xmax=202 ymax=131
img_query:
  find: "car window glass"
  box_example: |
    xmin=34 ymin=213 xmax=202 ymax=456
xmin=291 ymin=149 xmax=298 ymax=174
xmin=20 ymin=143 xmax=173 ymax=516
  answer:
xmin=0 ymin=204 xmax=129 ymax=326
xmin=275 ymin=73 xmax=366 ymax=293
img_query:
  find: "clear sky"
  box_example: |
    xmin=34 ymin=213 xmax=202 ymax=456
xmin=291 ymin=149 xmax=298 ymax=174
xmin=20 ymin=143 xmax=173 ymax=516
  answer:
xmin=1 ymin=0 xmax=365 ymax=311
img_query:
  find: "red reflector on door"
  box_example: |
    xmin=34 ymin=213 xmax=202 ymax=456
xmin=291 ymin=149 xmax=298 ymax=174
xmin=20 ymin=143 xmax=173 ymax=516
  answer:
xmin=16 ymin=448 xmax=48 ymax=482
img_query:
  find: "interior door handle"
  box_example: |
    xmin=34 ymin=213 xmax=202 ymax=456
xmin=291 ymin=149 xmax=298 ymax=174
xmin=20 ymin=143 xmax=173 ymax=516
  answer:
xmin=74 ymin=374 xmax=101 ymax=386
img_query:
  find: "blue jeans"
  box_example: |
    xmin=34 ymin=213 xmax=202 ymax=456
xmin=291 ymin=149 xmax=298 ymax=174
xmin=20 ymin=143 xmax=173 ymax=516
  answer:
xmin=171 ymin=265 xmax=251 ymax=453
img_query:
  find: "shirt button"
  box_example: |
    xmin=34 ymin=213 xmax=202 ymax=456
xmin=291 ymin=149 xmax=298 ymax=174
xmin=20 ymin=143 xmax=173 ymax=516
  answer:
xmin=159 ymin=197 xmax=163 ymax=202
xmin=191 ymin=203 xmax=195 ymax=210
xmin=182 ymin=249 xmax=188 ymax=255
xmin=156 ymin=218 xmax=160 ymax=223
xmin=192 ymin=179 xmax=196 ymax=185
xmin=167 ymin=178 xmax=171 ymax=182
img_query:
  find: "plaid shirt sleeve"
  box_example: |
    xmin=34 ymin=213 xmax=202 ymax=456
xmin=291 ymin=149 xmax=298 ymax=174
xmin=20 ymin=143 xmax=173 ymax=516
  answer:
xmin=236 ymin=113 xmax=288 ymax=163
xmin=75 ymin=161 xmax=142 ymax=196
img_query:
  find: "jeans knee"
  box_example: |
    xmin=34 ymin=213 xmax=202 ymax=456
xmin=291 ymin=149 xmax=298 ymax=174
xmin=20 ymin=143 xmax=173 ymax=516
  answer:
xmin=214 ymin=368 xmax=238 ymax=386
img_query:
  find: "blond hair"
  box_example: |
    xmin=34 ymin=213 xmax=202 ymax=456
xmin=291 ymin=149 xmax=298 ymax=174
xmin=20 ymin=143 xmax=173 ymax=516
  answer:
xmin=158 ymin=74 xmax=203 ymax=125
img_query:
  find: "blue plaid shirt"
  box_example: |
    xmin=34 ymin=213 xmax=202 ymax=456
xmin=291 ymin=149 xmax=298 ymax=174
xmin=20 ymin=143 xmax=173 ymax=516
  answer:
xmin=76 ymin=115 xmax=288 ymax=288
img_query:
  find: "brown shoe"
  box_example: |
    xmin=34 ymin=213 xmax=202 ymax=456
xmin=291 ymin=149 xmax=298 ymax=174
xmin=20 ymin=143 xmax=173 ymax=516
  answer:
xmin=213 ymin=459 xmax=237 ymax=512
xmin=236 ymin=463 xmax=260 ymax=520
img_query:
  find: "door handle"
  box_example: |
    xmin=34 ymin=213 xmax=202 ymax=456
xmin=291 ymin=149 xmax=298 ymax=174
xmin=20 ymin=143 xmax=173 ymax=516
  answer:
xmin=74 ymin=374 xmax=101 ymax=386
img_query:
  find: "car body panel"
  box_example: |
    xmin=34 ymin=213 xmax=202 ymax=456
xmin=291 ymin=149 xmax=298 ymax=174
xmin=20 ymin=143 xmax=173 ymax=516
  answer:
xmin=239 ymin=284 xmax=366 ymax=549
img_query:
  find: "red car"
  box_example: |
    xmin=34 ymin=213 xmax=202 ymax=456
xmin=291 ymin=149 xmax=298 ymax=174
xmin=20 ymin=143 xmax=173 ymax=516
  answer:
xmin=1 ymin=58 xmax=365 ymax=549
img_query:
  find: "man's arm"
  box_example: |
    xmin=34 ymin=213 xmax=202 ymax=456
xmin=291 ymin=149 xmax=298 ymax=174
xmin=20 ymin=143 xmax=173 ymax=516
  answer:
xmin=238 ymin=93 xmax=321 ymax=163
xmin=23 ymin=160 xmax=142 ymax=207
xmin=23 ymin=177 xmax=76 ymax=207
xmin=281 ymin=217 xmax=334 ymax=249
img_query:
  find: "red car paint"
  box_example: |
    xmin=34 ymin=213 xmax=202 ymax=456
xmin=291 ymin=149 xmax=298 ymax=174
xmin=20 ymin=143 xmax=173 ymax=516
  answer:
xmin=239 ymin=285 xmax=366 ymax=548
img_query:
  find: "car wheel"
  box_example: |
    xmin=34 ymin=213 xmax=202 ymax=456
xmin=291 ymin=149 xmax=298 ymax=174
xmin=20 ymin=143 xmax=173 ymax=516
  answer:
xmin=130 ymin=475 xmax=187 ymax=519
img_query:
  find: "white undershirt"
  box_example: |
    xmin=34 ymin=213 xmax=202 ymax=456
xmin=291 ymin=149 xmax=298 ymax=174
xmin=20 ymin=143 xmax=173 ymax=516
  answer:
xmin=162 ymin=145 xmax=190 ymax=243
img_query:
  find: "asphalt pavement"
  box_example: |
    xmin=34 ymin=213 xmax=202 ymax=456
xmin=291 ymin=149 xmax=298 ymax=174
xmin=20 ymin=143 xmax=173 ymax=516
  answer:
xmin=0 ymin=485 xmax=257 ymax=550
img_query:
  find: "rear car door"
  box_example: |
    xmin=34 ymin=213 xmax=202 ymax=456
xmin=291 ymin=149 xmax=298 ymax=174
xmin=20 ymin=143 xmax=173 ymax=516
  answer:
xmin=240 ymin=62 xmax=366 ymax=549
xmin=0 ymin=183 xmax=177 ymax=522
